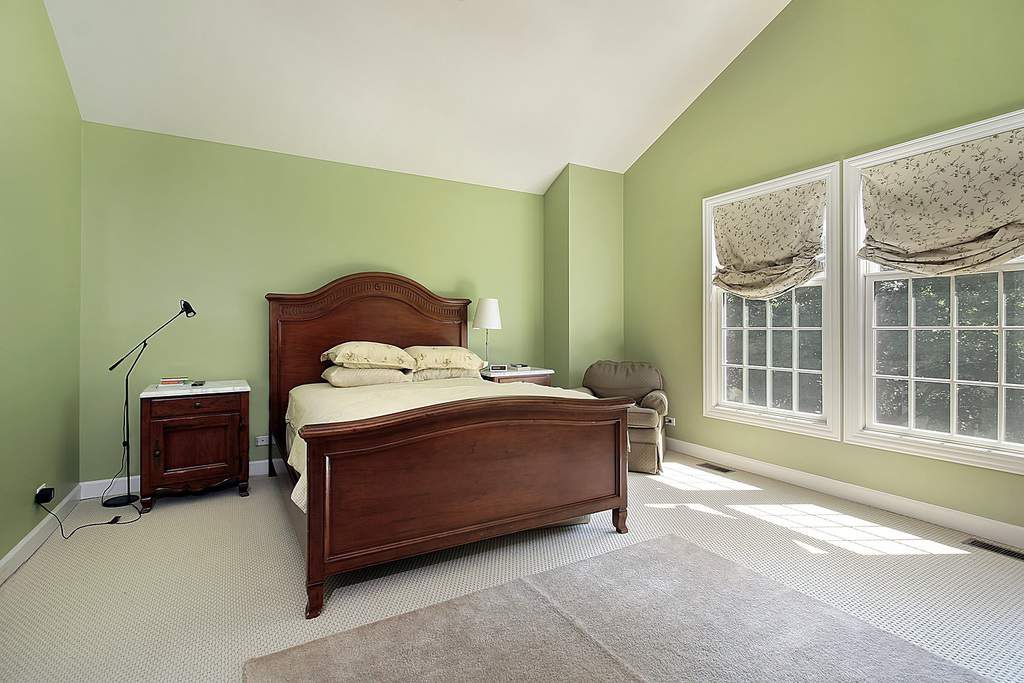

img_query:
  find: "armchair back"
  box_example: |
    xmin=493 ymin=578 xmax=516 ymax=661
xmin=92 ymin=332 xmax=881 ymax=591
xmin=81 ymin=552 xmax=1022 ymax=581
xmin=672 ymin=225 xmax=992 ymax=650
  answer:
xmin=582 ymin=361 xmax=664 ymax=402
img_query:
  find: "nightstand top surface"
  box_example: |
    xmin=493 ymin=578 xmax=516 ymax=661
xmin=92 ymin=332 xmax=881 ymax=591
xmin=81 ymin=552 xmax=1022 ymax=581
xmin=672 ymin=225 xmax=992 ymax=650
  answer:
xmin=140 ymin=379 xmax=251 ymax=399
xmin=480 ymin=367 xmax=554 ymax=378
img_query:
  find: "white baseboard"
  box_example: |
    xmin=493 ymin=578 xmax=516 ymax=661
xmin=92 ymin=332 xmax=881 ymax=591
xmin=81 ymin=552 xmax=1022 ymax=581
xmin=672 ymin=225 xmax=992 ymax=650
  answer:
xmin=79 ymin=458 xmax=278 ymax=500
xmin=666 ymin=437 xmax=1024 ymax=549
xmin=0 ymin=485 xmax=80 ymax=587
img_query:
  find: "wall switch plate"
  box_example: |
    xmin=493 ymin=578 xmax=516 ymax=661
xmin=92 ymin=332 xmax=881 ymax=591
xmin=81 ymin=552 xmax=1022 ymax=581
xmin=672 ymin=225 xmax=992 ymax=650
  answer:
xmin=664 ymin=416 xmax=676 ymax=426
xmin=255 ymin=435 xmax=270 ymax=447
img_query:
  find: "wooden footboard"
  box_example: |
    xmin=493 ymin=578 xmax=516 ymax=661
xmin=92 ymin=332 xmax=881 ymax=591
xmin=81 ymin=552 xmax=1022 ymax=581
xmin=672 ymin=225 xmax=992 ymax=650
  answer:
xmin=299 ymin=396 xmax=631 ymax=618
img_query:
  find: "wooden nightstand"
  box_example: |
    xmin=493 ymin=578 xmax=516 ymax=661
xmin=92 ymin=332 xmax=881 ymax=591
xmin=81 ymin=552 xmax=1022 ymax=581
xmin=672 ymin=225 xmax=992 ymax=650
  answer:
xmin=480 ymin=367 xmax=555 ymax=386
xmin=139 ymin=380 xmax=251 ymax=512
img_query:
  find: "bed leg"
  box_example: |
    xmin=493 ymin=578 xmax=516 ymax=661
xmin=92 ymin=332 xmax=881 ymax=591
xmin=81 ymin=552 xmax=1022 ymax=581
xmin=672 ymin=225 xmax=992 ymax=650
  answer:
xmin=305 ymin=582 xmax=324 ymax=619
xmin=613 ymin=507 xmax=628 ymax=534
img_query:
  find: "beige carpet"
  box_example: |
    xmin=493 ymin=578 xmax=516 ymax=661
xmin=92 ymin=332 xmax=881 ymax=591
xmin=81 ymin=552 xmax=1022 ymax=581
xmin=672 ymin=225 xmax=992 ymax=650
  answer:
xmin=244 ymin=535 xmax=983 ymax=682
xmin=1 ymin=451 xmax=1021 ymax=681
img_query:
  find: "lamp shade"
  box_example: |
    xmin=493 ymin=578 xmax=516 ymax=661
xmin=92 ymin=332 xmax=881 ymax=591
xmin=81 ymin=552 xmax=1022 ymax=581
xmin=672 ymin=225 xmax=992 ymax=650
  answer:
xmin=473 ymin=298 xmax=501 ymax=330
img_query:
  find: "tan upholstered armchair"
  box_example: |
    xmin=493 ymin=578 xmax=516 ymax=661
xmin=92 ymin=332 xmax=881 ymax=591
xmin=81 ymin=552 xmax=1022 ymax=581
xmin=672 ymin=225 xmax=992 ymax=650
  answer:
xmin=574 ymin=361 xmax=667 ymax=474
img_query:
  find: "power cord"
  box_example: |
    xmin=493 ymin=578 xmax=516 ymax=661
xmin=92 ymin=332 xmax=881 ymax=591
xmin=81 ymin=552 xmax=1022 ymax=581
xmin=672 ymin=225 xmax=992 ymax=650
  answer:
xmin=40 ymin=382 xmax=145 ymax=539
xmin=39 ymin=499 xmax=141 ymax=540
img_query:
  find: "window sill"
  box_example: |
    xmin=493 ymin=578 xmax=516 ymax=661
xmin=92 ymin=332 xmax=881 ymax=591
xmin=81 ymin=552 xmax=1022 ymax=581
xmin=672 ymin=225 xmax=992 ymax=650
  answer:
xmin=844 ymin=427 xmax=1024 ymax=475
xmin=704 ymin=402 xmax=840 ymax=441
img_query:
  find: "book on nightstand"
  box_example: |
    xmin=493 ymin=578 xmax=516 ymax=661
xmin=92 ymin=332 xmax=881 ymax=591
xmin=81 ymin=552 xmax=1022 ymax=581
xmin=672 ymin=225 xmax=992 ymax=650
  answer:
xmin=157 ymin=376 xmax=190 ymax=389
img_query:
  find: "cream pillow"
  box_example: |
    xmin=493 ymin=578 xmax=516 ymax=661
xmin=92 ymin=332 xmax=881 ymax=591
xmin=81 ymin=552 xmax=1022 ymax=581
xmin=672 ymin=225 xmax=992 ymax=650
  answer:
xmin=321 ymin=366 xmax=412 ymax=388
xmin=320 ymin=341 xmax=415 ymax=370
xmin=411 ymin=368 xmax=481 ymax=381
xmin=405 ymin=346 xmax=486 ymax=372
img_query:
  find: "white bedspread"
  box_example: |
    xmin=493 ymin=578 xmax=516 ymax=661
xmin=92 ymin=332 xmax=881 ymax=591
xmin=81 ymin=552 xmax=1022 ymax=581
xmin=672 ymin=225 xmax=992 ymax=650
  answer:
xmin=285 ymin=377 xmax=592 ymax=511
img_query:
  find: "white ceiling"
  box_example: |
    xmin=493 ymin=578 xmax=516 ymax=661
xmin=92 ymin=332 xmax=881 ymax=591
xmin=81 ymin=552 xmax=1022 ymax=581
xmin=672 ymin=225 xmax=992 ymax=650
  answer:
xmin=46 ymin=0 xmax=788 ymax=194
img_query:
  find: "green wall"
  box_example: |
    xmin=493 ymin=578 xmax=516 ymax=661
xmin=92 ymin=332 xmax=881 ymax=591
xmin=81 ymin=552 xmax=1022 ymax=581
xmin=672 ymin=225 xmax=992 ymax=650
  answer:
xmin=624 ymin=0 xmax=1024 ymax=525
xmin=80 ymin=124 xmax=544 ymax=480
xmin=0 ymin=0 xmax=82 ymax=558
xmin=544 ymin=164 xmax=624 ymax=387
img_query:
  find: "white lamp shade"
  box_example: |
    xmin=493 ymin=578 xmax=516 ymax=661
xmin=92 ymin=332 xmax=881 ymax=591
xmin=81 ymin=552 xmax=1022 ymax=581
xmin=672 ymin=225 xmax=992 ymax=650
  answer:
xmin=473 ymin=298 xmax=502 ymax=330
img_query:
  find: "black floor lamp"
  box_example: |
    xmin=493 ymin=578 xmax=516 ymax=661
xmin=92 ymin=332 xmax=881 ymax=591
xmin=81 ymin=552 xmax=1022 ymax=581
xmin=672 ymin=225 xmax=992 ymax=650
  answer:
xmin=104 ymin=299 xmax=197 ymax=508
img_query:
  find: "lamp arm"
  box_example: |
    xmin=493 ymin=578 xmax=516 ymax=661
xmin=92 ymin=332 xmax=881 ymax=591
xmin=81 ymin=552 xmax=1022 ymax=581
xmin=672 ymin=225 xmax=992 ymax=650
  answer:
xmin=108 ymin=309 xmax=185 ymax=371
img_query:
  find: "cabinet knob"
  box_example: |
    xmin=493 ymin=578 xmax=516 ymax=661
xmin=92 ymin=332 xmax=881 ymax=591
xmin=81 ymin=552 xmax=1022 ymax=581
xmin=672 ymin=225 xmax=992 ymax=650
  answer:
xmin=193 ymin=401 xmax=202 ymax=408
xmin=154 ymin=448 xmax=161 ymax=459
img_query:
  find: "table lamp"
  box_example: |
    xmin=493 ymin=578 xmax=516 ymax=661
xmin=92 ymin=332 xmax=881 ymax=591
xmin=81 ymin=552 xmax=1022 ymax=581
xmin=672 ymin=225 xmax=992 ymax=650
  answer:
xmin=472 ymin=298 xmax=501 ymax=368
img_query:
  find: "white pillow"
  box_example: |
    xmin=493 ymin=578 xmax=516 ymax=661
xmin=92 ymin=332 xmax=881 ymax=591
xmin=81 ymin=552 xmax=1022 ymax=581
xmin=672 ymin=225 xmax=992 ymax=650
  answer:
xmin=321 ymin=366 xmax=412 ymax=388
xmin=320 ymin=341 xmax=415 ymax=370
xmin=411 ymin=368 xmax=481 ymax=381
xmin=404 ymin=346 xmax=486 ymax=372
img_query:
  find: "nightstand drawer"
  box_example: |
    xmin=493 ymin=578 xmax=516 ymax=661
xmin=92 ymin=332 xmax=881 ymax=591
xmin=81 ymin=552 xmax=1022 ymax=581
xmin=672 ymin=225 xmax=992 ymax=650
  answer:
xmin=150 ymin=393 xmax=241 ymax=417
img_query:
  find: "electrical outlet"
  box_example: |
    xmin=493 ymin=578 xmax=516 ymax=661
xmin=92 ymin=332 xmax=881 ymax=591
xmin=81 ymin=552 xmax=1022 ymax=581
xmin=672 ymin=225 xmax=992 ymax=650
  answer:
xmin=255 ymin=435 xmax=270 ymax=447
xmin=664 ymin=416 xmax=676 ymax=427
xmin=34 ymin=484 xmax=55 ymax=505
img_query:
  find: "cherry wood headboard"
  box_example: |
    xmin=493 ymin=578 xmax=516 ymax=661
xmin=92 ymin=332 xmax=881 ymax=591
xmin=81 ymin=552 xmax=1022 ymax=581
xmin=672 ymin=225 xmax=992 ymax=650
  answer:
xmin=265 ymin=272 xmax=470 ymax=455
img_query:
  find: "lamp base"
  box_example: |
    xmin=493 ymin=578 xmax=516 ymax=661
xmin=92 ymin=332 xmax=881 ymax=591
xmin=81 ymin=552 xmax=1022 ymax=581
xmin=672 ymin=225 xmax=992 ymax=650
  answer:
xmin=102 ymin=493 xmax=140 ymax=508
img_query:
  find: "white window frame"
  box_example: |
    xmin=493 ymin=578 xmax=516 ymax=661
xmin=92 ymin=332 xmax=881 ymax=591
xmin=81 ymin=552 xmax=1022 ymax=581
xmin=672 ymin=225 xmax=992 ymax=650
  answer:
xmin=843 ymin=107 xmax=1024 ymax=475
xmin=702 ymin=163 xmax=841 ymax=440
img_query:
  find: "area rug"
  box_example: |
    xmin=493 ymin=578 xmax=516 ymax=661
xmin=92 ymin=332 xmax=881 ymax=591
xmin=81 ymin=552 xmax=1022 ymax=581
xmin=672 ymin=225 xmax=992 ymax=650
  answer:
xmin=243 ymin=535 xmax=983 ymax=682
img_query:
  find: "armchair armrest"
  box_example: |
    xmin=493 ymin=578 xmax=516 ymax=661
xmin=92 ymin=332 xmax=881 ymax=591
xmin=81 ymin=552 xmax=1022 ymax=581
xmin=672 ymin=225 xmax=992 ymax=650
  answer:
xmin=571 ymin=387 xmax=595 ymax=397
xmin=640 ymin=390 xmax=668 ymax=416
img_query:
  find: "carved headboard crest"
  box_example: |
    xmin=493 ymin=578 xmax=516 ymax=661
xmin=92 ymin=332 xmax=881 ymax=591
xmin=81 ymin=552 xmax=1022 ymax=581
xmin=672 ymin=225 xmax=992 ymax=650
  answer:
xmin=265 ymin=272 xmax=471 ymax=460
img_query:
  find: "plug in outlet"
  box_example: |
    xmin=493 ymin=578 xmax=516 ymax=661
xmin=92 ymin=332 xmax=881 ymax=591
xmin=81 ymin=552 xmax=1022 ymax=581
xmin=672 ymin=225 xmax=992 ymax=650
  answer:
xmin=35 ymin=484 xmax=55 ymax=505
xmin=255 ymin=435 xmax=270 ymax=447
xmin=664 ymin=416 xmax=676 ymax=427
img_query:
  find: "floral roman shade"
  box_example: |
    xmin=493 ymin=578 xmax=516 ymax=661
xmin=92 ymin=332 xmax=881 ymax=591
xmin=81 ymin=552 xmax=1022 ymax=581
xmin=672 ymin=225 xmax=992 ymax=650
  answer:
xmin=712 ymin=180 xmax=827 ymax=298
xmin=858 ymin=127 xmax=1024 ymax=274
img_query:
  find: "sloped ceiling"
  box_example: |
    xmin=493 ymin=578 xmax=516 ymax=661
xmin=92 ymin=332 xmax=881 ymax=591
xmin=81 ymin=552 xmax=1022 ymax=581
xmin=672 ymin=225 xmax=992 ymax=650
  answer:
xmin=46 ymin=0 xmax=788 ymax=193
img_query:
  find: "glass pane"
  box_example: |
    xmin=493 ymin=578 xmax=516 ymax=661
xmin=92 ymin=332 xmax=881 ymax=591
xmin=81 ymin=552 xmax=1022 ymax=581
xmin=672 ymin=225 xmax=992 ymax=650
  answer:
xmin=798 ymin=373 xmax=823 ymax=414
xmin=725 ymin=330 xmax=744 ymax=365
xmin=1006 ymin=388 xmax=1024 ymax=443
xmin=914 ymin=330 xmax=950 ymax=379
xmin=1004 ymin=270 xmax=1024 ymax=326
xmin=725 ymin=294 xmax=744 ymax=327
xmin=746 ymin=330 xmax=766 ymax=366
xmin=798 ymin=330 xmax=822 ymax=370
xmin=957 ymin=330 xmax=998 ymax=383
xmin=956 ymin=272 xmax=998 ymax=326
xmin=746 ymin=299 xmax=767 ymax=327
xmin=912 ymin=277 xmax=950 ymax=326
xmin=875 ymin=330 xmax=909 ymax=376
xmin=875 ymin=378 xmax=908 ymax=426
xmin=914 ymin=382 xmax=950 ymax=433
xmin=795 ymin=286 xmax=822 ymax=327
xmin=747 ymin=369 xmax=767 ymax=406
xmin=1006 ymin=329 xmax=1024 ymax=384
xmin=770 ymin=293 xmax=792 ymax=327
xmin=957 ymin=385 xmax=997 ymax=439
xmin=771 ymin=330 xmax=792 ymax=368
xmin=725 ymin=367 xmax=743 ymax=402
xmin=771 ymin=371 xmax=793 ymax=410
xmin=874 ymin=279 xmax=908 ymax=326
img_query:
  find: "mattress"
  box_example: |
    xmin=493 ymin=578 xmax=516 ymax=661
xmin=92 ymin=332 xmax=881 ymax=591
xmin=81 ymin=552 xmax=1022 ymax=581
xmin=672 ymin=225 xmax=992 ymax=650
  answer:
xmin=285 ymin=377 xmax=593 ymax=511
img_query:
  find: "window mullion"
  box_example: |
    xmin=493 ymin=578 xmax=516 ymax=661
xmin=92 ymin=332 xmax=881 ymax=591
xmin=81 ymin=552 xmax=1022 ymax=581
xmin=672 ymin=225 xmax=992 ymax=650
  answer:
xmin=907 ymin=283 xmax=915 ymax=430
xmin=998 ymin=272 xmax=1006 ymax=443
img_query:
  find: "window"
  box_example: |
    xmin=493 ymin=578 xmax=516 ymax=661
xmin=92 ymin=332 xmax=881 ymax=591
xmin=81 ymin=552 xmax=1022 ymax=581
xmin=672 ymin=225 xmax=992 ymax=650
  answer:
xmin=720 ymin=285 xmax=823 ymax=414
xmin=844 ymin=109 xmax=1024 ymax=474
xmin=703 ymin=163 xmax=841 ymax=440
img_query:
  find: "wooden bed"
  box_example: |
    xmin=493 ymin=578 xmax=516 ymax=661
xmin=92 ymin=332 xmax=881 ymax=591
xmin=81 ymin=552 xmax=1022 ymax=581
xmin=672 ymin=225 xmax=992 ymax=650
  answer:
xmin=266 ymin=272 xmax=631 ymax=619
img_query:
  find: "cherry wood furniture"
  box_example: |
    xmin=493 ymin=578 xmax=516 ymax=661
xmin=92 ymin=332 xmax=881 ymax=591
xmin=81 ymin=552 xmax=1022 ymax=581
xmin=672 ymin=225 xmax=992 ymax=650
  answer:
xmin=267 ymin=272 xmax=630 ymax=619
xmin=139 ymin=380 xmax=251 ymax=512
xmin=480 ymin=367 xmax=554 ymax=385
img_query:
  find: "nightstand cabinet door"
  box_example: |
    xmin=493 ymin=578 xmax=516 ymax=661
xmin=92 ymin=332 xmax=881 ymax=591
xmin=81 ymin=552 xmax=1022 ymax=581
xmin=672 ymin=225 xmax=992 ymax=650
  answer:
xmin=149 ymin=413 xmax=240 ymax=487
